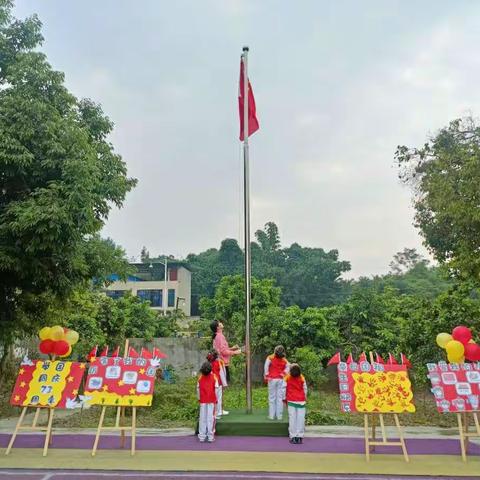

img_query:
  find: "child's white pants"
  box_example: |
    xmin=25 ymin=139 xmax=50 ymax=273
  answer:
xmin=198 ymin=403 xmax=215 ymax=441
xmin=216 ymin=386 xmax=223 ymax=416
xmin=268 ymin=379 xmax=284 ymax=419
xmin=288 ymin=405 xmax=306 ymax=438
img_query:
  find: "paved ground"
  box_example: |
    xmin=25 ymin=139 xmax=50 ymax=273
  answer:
xmin=0 ymin=471 xmax=476 ymax=480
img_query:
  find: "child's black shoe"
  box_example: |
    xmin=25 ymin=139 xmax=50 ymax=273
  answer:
xmin=298 ymin=437 xmax=303 ymax=444
xmin=289 ymin=437 xmax=296 ymax=444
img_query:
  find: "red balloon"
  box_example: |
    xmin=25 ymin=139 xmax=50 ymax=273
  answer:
xmin=465 ymin=343 xmax=480 ymax=361
xmin=53 ymin=340 xmax=70 ymax=356
xmin=452 ymin=326 xmax=473 ymax=345
xmin=39 ymin=339 xmax=54 ymax=355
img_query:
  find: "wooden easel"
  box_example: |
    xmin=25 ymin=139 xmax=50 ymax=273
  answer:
xmin=364 ymin=412 xmax=409 ymax=462
xmin=91 ymin=340 xmax=137 ymax=456
xmin=363 ymin=352 xmax=409 ymax=462
xmin=457 ymin=411 xmax=480 ymax=462
xmin=5 ymin=406 xmax=54 ymax=457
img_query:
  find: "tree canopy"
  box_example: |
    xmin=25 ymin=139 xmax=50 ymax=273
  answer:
xmin=396 ymin=117 xmax=480 ymax=281
xmin=0 ymin=0 xmax=136 ymax=349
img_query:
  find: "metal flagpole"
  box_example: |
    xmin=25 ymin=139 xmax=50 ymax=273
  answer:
xmin=242 ymin=45 xmax=253 ymax=413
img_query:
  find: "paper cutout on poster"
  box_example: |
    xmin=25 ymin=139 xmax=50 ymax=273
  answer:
xmin=337 ymin=361 xmax=415 ymax=413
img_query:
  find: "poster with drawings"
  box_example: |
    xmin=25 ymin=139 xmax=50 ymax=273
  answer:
xmin=84 ymin=356 xmax=159 ymax=407
xmin=336 ymin=361 xmax=415 ymax=413
xmin=427 ymin=361 xmax=480 ymax=412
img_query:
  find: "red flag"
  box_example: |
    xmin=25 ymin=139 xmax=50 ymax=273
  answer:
xmin=387 ymin=353 xmax=398 ymax=365
xmin=375 ymin=352 xmax=385 ymax=364
xmin=401 ymin=353 xmax=412 ymax=369
xmin=153 ymin=347 xmax=168 ymax=359
xmin=238 ymin=57 xmax=259 ymax=141
xmin=99 ymin=346 xmax=109 ymax=357
xmin=141 ymin=348 xmax=153 ymax=359
xmin=86 ymin=346 xmax=97 ymax=361
xmin=358 ymin=352 xmax=367 ymax=363
xmin=128 ymin=347 xmax=139 ymax=358
xmin=111 ymin=346 xmax=120 ymax=358
xmin=346 ymin=353 xmax=354 ymax=364
xmin=327 ymin=352 xmax=341 ymax=366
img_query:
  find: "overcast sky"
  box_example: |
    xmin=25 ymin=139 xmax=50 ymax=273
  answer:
xmin=14 ymin=1 xmax=480 ymax=278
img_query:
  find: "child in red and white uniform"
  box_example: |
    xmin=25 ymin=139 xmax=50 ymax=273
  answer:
xmin=282 ymin=363 xmax=307 ymax=444
xmin=196 ymin=361 xmax=218 ymax=442
xmin=264 ymin=345 xmax=289 ymax=420
xmin=207 ymin=350 xmax=228 ymax=419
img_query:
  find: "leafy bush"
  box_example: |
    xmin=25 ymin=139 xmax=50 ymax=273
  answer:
xmin=291 ymin=346 xmax=326 ymax=387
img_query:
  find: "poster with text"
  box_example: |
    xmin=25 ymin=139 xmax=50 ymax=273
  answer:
xmin=10 ymin=359 xmax=85 ymax=409
xmin=337 ymin=361 xmax=415 ymax=413
xmin=84 ymin=356 xmax=159 ymax=407
xmin=427 ymin=361 xmax=480 ymax=413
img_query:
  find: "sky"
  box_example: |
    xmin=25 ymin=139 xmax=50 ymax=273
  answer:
xmin=14 ymin=1 xmax=480 ymax=278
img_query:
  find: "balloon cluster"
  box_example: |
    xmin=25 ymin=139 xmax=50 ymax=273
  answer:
xmin=38 ymin=326 xmax=79 ymax=358
xmin=436 ymin=326 xmax=480 ymax=363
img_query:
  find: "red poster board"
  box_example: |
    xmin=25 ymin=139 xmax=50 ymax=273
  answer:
xmin=84 ymin=356 xmax=158 ymax=407
xmin=10 ymin=359 xmax=85 ymax=408
xmin=337 ymin=361 xmax=415 ymax=413
xmin=427 ymin=361 xmax=480 ymax=412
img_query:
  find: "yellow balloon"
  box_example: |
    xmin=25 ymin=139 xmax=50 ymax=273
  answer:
xmin=445 ymin=340 xmax=465 ymax=358
xmin=436 ymin=332 xmax=453 ymax=349
xmin=447 ymin=352 xmax=464 ymax=364
xmin=65 ymin=330 xmax=79 ymax=345
xmin=50 ymin=325 xmax=65 ymax=341
xmin=39 ymin=327 xmax=51 ymax=341
xmin=60 ymin=345 xmax=72 ymax=358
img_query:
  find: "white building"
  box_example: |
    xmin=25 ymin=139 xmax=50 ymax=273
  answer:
xmin=105 ymin=261 xmax=191 ymax=316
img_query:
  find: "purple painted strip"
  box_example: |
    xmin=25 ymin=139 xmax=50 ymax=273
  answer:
xmin=0 ymin=433 xmax=478 ymax=456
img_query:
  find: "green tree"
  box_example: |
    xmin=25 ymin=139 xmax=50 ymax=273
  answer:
xmin=396 ymin=117 xmax=480 ymax=281
xmin=199 ymin=274 xmax=281 ymax=346
xmin=0 ymin=0 xmax=136 ymax=358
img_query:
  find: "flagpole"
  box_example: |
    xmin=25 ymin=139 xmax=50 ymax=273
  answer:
xmin=242 ymin=45 xmax=253 ymax=414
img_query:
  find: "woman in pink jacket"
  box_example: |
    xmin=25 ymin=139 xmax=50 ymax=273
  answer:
xmin=210 ymin=320 xmax=242 ymax=385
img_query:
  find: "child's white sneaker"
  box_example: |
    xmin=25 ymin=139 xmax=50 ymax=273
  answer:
xmin=222 ymin=410 xmax=229 ymax=415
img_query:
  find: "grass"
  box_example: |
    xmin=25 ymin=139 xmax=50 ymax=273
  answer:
xmin=41 ymin=379 xmax=458 ymax=430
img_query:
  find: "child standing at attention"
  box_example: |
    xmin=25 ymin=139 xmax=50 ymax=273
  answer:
xmin=264 ymin=345 xmax=289 ymax=420
xmin=197 ymin=361 xmax=218 ymax=443
xmin=207 ymin=350 xmax=227 ymax=419
xmin=282 ymin=363 xmax=307 ymax=444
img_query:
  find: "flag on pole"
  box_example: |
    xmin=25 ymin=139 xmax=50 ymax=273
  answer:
xmin=111 ymin=346 xmax=120 ymax=358
xmin=400 ymin=353 xmax=412 ymax=368
xmin=128 ymin=347 xmax=139 ymax=358
xmin=387 ymin=353 xmax=398 ymax=365
xmin=375 ymin=352 xmax=385 ymax=364
xmin=327 ymin=352 xmax=341 ymax=366
xmin=358 ymin=352 xmax=367 ymax=363
xmin=99 ymin=346 xmax=109 ymax=357
xmin=346 ymin=353 xmax=354 ymax=364
xmin=140 ymin=348 xmax=153 ymax=359
xmin=153 ymin=347 xmax=168 ymax=359
xmin=86 ymin=345 xmax=97 ymax=361
xmin=239 ymin=58 xmax=259 ymax=141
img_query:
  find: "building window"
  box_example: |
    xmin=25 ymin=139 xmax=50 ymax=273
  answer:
xmin=168 ymin=289 xmax=175 ymax=307
xmin=169 ymin=268 xmax=178 ymax=281
xmin=137 ymin=289 xmax=162 ymax=307
xmin=106 ymin=290 xmax=126 ymax=300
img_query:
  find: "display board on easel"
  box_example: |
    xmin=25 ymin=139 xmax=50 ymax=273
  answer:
xmin=5 ymin=358 xmax=84 ymax=456
xmin=85 ymin=341 xmax=161 ymax=456
xmin=429 ymin=325 xmax=480 ymax=461
xmin=329 ymin=351 xmax=414 ymax=462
